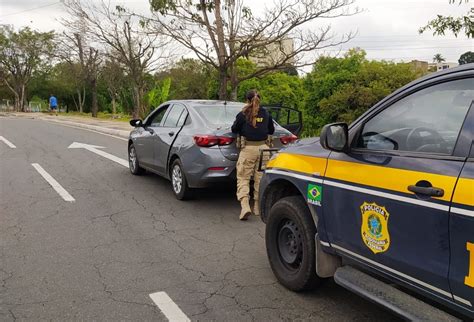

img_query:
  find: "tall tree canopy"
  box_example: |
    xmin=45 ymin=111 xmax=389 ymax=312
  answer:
xmin=0 ymin=26 xmax=55 ymax=111
xmin=63 ymin=0 xmax=172 ymax=118
xmin=145 ymin=0 xmax=358 ymax=100
xmin=458 ymin=51 xmax=474 ymax=64
xmin=303 ymin=50 xmax=422 ymax=136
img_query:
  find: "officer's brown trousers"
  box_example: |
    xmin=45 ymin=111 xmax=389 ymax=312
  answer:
xmin=236 ymin=141 xmax=268 ymax=202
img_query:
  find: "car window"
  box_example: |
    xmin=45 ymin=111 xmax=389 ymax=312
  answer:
xmin=163 ymin=104 xmax=186 ymax=127
xmin=196 ymin=104 xmax=243 ymax=125
xmin=149 ymin=105 xmax=169 ymax=127
xmin=176 ymin=105 xmax=188 ymax=127
xmin=355 ymin=78 xmax=474 ymax=155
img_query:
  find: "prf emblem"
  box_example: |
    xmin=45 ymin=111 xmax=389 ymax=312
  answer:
xmin=360 ymin=202 xmax=391 ymax=254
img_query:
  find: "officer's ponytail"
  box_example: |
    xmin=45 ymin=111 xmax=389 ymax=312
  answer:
xmin=243 ymin=90 xmax=260 ymax=128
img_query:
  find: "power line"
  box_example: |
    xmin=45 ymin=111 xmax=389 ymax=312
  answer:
xmin=0 ymin=1 xmax=63 ymax=18
xmin=333 ymin=45 xmax=473 ymax=51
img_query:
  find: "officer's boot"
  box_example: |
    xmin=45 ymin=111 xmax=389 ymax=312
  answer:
xmin=253 ymin=199 xmax=260 ymax=216
xmin=239 ymin=197 xmax=252 ymax=221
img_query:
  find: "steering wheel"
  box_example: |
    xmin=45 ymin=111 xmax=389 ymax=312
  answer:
xmin=406 ymin=127 xmax=445 ymax=152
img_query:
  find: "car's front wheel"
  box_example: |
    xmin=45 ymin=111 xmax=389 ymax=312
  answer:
xmin=266 ymin=196 xmax=321 ymax=291
xmin=128 ymin=143 xmax=145 ymax=175
xmin=170 ymin=159 xmax=192 ymax=200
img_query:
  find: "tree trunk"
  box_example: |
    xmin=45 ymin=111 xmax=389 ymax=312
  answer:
xmin=112 ymin=97 xmax=116 ymax=116
xmin=133 ymin=85 xmax=140 ymax=119
xmin=13 ymin=91 xmax=20 ymax=112
xmin=91 ymin=78 xmax=98 ymax=117
xmin=218 ymin=67 xmax=228 ymax=100
xmin=229 ymin=62 xmax=238 ymax=101
xmin=20 ymin=84 xmax=26 ymax=112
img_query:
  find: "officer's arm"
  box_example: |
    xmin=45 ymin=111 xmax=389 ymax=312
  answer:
xmin=231 ymin=113 xmax=243 ymax=134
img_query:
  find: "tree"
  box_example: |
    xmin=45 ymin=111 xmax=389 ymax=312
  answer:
xmin=100 ymin=59 xmax=126 ymax=115
xmin=146 ymin=0 xmax=357 ymax=100
xmin=433 ymin=53 xmax=446 ymax=63
xmin=58 ymin=32 xmax=101 ymax=115
xmin=303 ymin=49 xmax=421 ymax=136
xmin=458 ymin=51 xmax=474 ymax=64
xmin=156 ymin=58 xmax=212 ymax=99
xmin=420 ymin=0 xmax=473 ymax=38
xmin=63 ymin=0 xmax=172 ymax=118
xmin=0 ymin=26 xmax=54 ymax=111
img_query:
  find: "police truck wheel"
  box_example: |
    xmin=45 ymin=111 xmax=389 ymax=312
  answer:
xmin=171 ymin=159 xmax=192 ymax=200
xmin=266 ymin=196 xmax=320 ymax=291
xmin=128 ymin=143 xmax=145 ymax=175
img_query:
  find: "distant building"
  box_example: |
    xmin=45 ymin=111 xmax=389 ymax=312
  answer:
xmin=428 ymin=62 xmax=459 ymax=72
xmin=410 ymin=60 xmax=429 ymax=73
xmin=244 ymin=38 xmax=295 ymax=68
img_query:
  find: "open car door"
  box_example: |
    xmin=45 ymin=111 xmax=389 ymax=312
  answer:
xmin=264 ymin=105 xmax=303 ymax=136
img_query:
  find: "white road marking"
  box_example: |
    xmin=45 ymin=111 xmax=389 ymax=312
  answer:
xmin=31 ymin=163 xmax=75 ymax=202
xmin=149 ymin=292 xmax=190 ymax=322
xmin=44 ymin=121 xmax=128 ymax=141
xmin=0 ymin=136 xmax=16 ymax=148
xmin=68 ymin=142 xmax=129 ymax=168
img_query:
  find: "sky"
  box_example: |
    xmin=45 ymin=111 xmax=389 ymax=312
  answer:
xmin=0 ymin=0 xmax=472 ymax=64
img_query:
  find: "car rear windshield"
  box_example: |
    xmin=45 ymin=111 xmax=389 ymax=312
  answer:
xmin=195 ymin=104 xmax=244 ymax=125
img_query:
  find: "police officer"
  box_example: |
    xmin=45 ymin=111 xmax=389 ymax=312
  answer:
xmin=232 ymin=90 xmax=275 ymax=221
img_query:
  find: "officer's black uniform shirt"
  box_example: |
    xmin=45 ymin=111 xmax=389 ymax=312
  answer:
xmin=231 ymin=108 xmax=275 ymax=141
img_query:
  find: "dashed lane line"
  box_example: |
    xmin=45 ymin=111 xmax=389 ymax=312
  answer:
xmin=0 ymin=136 xmax=16 ymax=148
xmin=31 ymin=163 xmax=75 ymax=202
xmin=149 ymin=292 xmax=190 ymax=322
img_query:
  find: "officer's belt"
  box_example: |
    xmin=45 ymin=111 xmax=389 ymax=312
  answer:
xmin=245 ymin=140 xmax=267 ymax=146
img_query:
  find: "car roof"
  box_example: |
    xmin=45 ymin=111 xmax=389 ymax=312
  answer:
xmin=166 ymin=100 xmax=243 ymax=107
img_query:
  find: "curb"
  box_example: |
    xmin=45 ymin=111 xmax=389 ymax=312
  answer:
xmin=41 ymin=118 xmax=131 ymax=139
xmin=1 ymin=112 xmax=132 ymax=139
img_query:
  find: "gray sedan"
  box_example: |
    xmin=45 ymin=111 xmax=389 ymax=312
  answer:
xmin=127 ymin=100 xmax=297 ymax=199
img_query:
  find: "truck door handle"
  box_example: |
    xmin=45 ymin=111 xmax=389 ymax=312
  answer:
xmin=168 ymin=131 xmax=175 ymax=137
xmin=408 ymin=184 xmax=444 ymax=197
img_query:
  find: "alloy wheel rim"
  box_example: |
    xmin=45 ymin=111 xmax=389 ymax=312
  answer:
xmin=172 ymin=165 xmax=182 ymax=194
xmin=277 ymin=219 xmax=303 ymax=269
xmin=129 ymin=146 xmax=137 ymax=171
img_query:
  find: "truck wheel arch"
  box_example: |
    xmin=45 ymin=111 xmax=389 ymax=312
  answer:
xmin=261 ymin=179 xmax=301 ymax=223
xmin=262 ymin=178 xmax=341 ymax=278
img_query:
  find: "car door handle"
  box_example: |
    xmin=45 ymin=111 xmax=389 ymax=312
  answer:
xmin=168 ymin=131 xmax=175 ymax=137
xmin=408 ymin=184 xmax=444 ymax=197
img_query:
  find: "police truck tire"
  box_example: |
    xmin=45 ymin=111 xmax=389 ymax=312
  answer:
xmin=266 ymin=196 xmax=320 ymax=291
xmin=170 ymin=159 xmax=192 ymax=200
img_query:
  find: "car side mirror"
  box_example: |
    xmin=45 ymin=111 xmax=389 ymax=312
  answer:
xmin=130 ymin=119 xmax=143 ymax=127
xmin=320 ymin=122 xmax=349 ymax=152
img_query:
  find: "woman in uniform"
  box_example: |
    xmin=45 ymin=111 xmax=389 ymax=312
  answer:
xmin=231 ymin=90 xmax=275 ymax=221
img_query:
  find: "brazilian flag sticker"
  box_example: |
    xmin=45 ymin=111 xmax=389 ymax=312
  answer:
xmin=307 ymin=184 xmax=322 ymax=206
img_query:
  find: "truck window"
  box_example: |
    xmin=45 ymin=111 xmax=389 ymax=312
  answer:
xmin=355 ymin=78 xmax=474 ymax=155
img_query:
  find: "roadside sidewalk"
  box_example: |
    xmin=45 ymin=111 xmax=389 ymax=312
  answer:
xmin=1 ymin=112 xmax=133 ymax=139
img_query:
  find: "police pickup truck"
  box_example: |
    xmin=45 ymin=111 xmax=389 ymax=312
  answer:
xmin=259 ymin=64 xmax=474 ymax=320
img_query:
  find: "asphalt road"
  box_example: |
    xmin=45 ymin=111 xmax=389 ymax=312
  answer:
xmin=0 ymin=116 xmax=399 ymax=321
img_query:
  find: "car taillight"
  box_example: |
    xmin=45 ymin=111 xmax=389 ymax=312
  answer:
xmin=280 ymin=134 xmax=298 ymax=145
xmin=194 ymin=135 xmax=234 ymax=147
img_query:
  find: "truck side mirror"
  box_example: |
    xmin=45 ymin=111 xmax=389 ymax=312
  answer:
xmin=320 ymin=122 xmax=349 ymax=152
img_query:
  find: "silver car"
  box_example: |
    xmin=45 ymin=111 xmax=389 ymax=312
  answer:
xmin=127 ymin=100 xmax=299 ymax=199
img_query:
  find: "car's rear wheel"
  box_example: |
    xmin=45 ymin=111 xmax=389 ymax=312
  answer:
xmin=128 ymin=143 xmax=145 ymax=175
xmin=171 ymin=159 xmax=192 ymax=200
xmin=266 ymin=196 xmax=321 ymax=291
